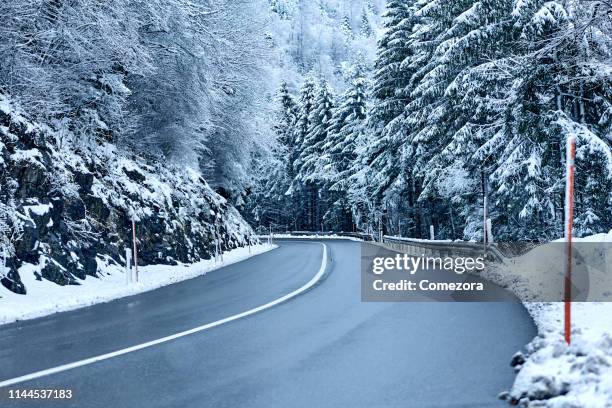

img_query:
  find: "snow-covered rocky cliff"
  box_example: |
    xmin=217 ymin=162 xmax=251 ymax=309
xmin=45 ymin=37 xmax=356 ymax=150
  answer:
xmin=0 ymin=94 xmax=255 ymax=295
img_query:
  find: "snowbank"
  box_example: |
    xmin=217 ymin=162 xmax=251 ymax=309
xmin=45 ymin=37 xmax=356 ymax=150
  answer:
xmin=0 ymin=244 xmax=276 ymax=326
xmin=508 ymin=302 xmax=612 ymax=407
xmin=486 ymin=232 xmax=612 ymax=406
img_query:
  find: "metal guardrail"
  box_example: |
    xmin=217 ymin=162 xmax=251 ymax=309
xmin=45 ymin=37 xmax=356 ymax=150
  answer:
xmin=379 ymin=235 xmax=505 ymax=263
xmin=260 ymin=231 xmax=505 ymax=262
xmin=263 ymin=231 xmax=376 ymax=241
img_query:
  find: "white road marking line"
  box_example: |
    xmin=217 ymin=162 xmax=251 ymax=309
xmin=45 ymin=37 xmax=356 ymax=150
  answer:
xmin=0 ymin=243 xmax=328 ymax=388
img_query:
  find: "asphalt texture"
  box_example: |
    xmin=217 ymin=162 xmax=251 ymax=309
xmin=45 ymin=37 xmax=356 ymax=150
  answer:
xmin=0 ymin=240 xmax=536 ymax=407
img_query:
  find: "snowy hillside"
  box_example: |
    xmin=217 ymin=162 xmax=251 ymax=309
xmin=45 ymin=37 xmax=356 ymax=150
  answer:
xmin=266 ymin=0 xmax=385 ymax=90
xmin=0 ymin=0 xmax=271 ymax=297
xmin=0 ymin=94 xmax=256 ymax=295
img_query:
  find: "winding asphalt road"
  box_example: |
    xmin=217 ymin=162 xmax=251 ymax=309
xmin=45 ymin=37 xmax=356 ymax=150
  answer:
xmin=0 ymin=240 xmax=535 ymax=407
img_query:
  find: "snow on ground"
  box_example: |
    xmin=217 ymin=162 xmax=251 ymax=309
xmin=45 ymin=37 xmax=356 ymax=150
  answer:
xmin=484 ymin=231 xmax=612 ymax=406
xmin=260 ymin=234 xmax=364 ymax=242
xmin=0 ymin=244 xmax=277 ymax=326
xmin=508 ymin=302 xmax=612 ymax=407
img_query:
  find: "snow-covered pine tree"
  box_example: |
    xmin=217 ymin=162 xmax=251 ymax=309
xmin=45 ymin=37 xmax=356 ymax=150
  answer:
xmin=289 ymin=77 xmax=318 ymax=230
xmin=295 ymin=79 xmax=335 ymax=230
xmin=261 ymin=82 xmax=298 ymax=228
xmin=361 ymin=9 xmax=373 ymax=38
xmin=240 ymin=81 xmax=298 ymax=230
xmin=297 ymin=80 xmax=335 ymax=184
xmin=341 ymin=15 xmax=354 ymax=40
xmin=403 ymin=0 xmax=515 ymax=240
xmin=365 ymin=0 xmax=421 ymax=236
xmin=361 ymin=0 xmax=611 ymax=240
xmin=270 ymin=0 xmax=294 ymax=19
xmin=383 ymin=0 xmax=478 ymax=239
xmin=275 ymin=81 xmax=299 ymax=179
xmin=369 ymin=0 xmax=416 ymax=129
xmin=323 ymin=67 xmax=369 ymax=231
xmin=251 ymin=0 xmax=612 ymax=239
xmin=469 ymin=0 xmax=612 ymax=240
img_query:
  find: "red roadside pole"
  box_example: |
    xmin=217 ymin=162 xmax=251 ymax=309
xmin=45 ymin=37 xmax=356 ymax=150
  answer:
xmin=564 ymin=135 xmax=576 ymax=345
xmin=132 ymin=215 xmax=139 ymax=282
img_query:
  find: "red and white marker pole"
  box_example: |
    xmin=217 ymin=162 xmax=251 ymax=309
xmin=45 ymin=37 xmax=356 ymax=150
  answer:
xmin=564 ymin=135 xmax=576 ymax=345
xmin=132 ymin=215 xmax=139 ymax=283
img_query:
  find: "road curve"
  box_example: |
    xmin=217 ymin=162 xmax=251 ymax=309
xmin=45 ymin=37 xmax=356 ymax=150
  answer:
xmin=0 ymin=240 xmax=535 ymax=407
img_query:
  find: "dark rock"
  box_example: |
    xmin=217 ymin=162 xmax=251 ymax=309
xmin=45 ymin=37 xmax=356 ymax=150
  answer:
xmin=66 ymin=255 xmax=86 ymax=280
xmin=24 ymin=202 xmax=53 ymax=234
xmin=41 ymin=259 xmax=74 ymax=286
xmin=14 ymin=218 xmax=38 ymax=263
xmin=215 ymin=186 xmax=232 ymax=201
xmin=527 ymin=375 xmax=561 ymax=400
xmin=511 ymin=351 xmax=526 ymax=367
xmin=1 ymin=274 xmax=26 ymax=294
xmin=82 ymin=256 xmax=98 ymax=278
xmin=12 ymin=160 xmax=49 ymax=199
xmin=74 ymin=171 xmax=94 ymax=194
xmin=64 ymin=196 xmax=86 ymax=220
xmin=84 ymin=195 xmax=110 ymax=222
xmin=123 ymin=167 xmax=146 ymax=182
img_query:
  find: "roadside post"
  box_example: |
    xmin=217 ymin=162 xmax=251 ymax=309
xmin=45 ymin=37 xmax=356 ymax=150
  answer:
xmin=219 ymin=231 xmax=223 ymax=263
xmin=482 ymin=171 xmax=489 ymax=257
xmin=483 ymin=195 xmax=488 ymax=252
xmin=214 ymin=237 xmax=219 ymax=264
xmin=132 ymin=214 xmax=139 ymax=282
xmin=125 ymin=248 xmax=132 ymax=285
xmin=564 ymin=135 xmax=576 ymax=345
xmin=430 ymin=225 xmax=435 ymax=241
xmin=1 ymin=245 xmax=6 ymax=278
xmin=605 ymin=231 xmax=611 ymax=279
xmin=215 ymin=219 xmax=223 ymax=264
xmin=215 ymin=221 xmax=219 ymax=263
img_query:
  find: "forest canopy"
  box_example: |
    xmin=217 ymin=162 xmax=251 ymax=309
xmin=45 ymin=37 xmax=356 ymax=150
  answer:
xmin=246 ymin=0 xmax=612 ymax=242
xmin=0 ymin=0 xmax=270 ymax=197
